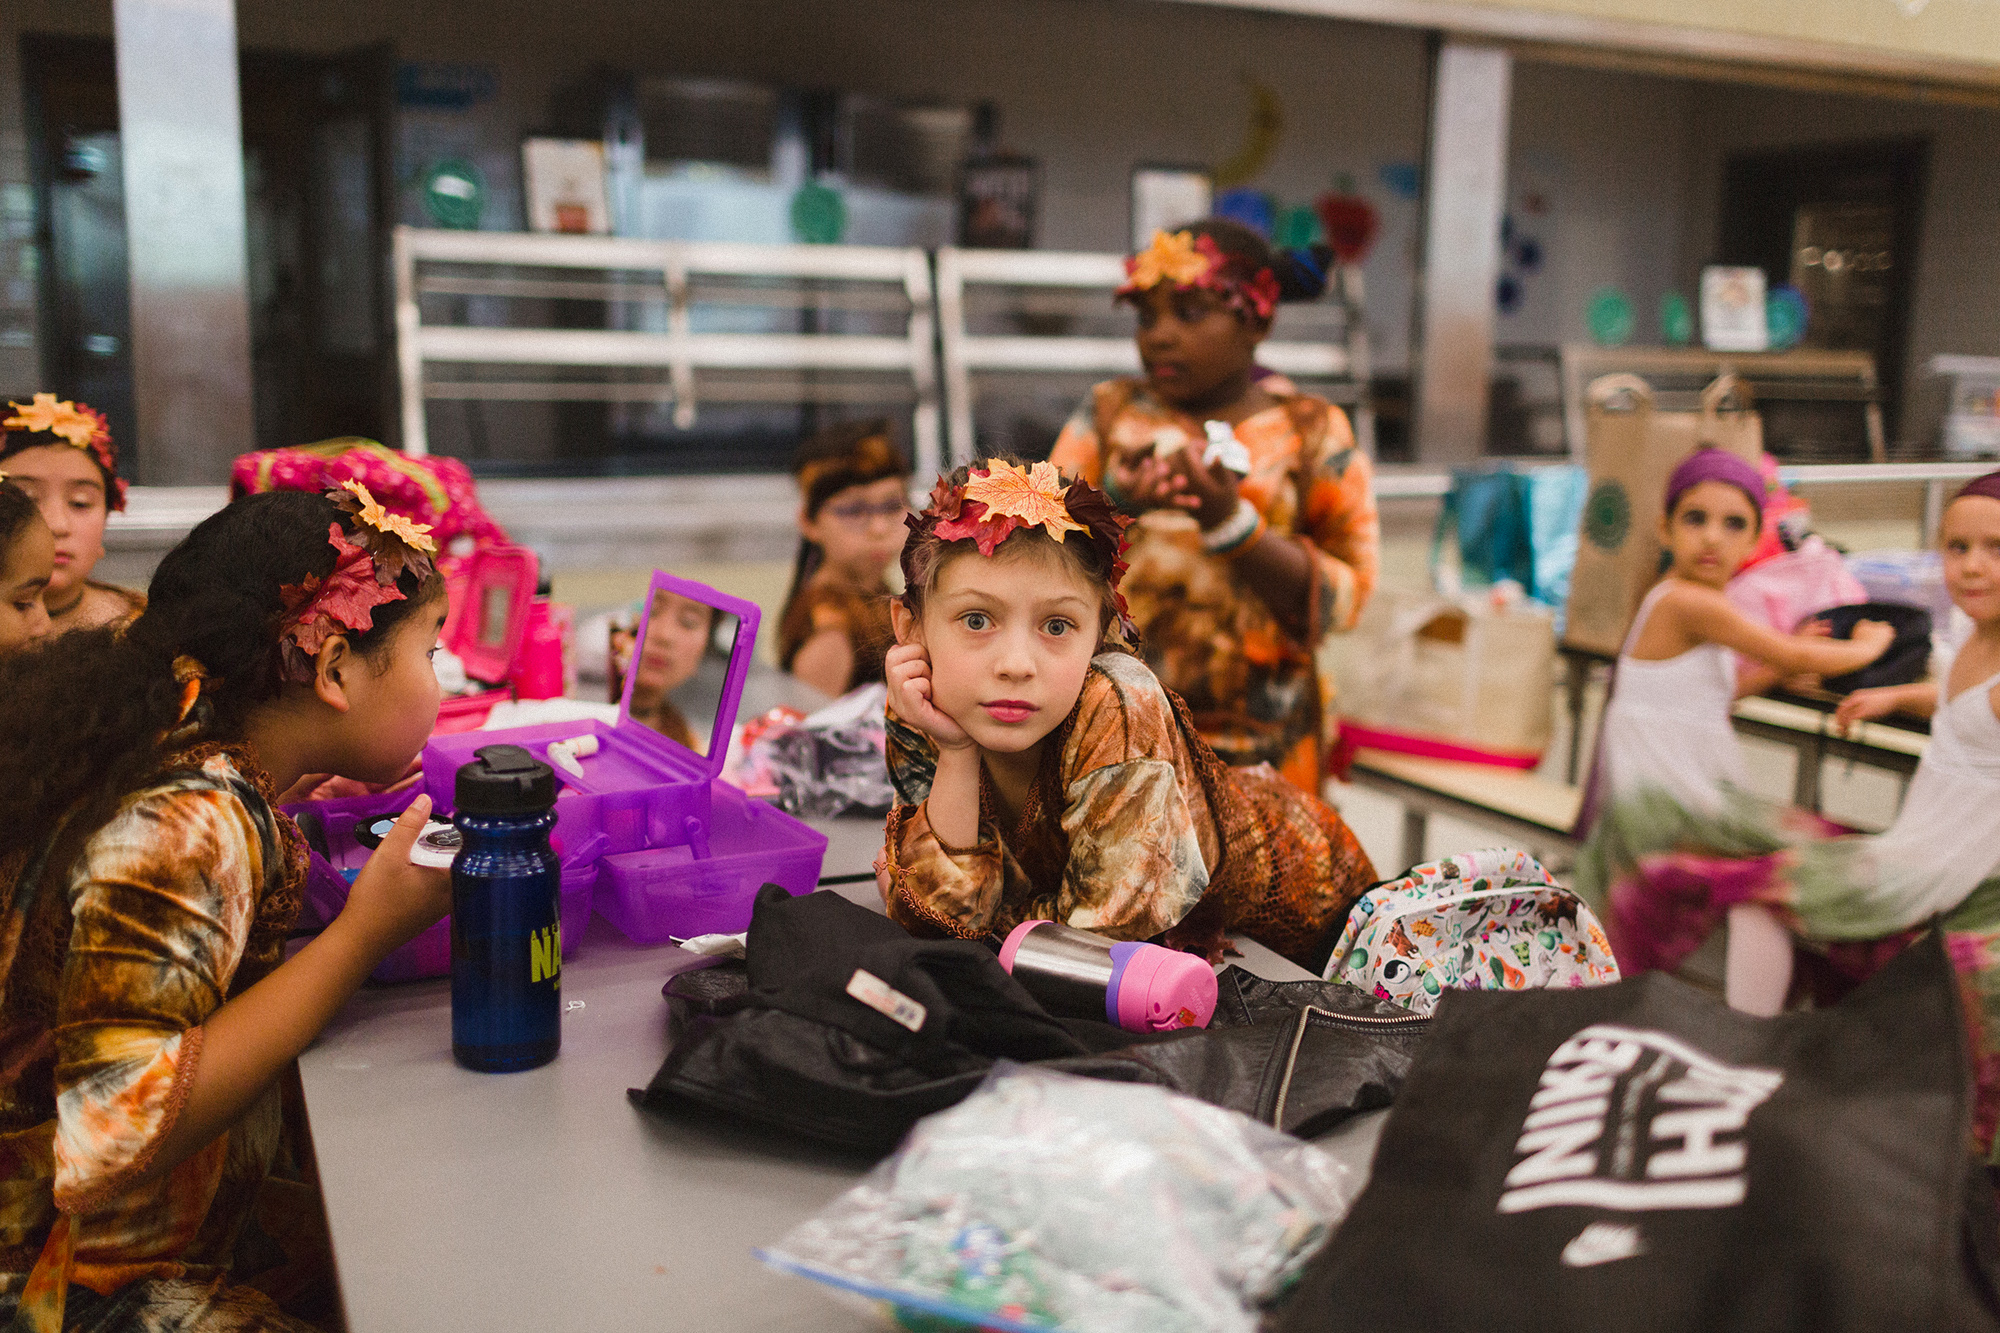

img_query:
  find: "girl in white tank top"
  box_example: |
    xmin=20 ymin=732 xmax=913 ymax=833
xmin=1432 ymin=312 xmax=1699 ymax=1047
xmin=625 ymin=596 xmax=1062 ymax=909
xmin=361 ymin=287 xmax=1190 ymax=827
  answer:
xmin=1589 ymin=449 xmax=1895 ymax=818
xmin=1579 ymin=479 xmax=2000 ymax=1167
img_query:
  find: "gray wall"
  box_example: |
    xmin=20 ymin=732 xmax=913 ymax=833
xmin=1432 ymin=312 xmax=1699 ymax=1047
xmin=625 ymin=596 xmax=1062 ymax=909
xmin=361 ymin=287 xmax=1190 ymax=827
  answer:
xmin=2 ymin=0 xmax=1996 ymax=460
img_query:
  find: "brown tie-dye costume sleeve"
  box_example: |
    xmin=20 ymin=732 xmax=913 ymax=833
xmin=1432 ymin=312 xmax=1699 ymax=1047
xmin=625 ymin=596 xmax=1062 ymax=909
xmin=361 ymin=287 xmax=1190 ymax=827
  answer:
xmin=0 ymin=748 xmax=311 ymax=1327
xmin=882 ymin=654 xmax=1375 ymax=966
xmin=776 ymin=569 xmax=897 ymax=692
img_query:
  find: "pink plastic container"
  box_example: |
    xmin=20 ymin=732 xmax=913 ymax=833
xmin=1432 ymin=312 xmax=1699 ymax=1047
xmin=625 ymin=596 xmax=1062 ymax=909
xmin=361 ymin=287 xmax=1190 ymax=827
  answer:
xmin=594 ymin=780 xmax=828 ymax=943
xmin=296 ymin=570 xmax=827 ymax=965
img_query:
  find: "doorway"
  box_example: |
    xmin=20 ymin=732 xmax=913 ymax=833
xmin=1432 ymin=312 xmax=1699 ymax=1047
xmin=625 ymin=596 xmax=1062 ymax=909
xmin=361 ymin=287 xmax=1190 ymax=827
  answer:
xmin=21 ymin=35 xmax=398 ymax=463
xmin=1717 ymin=139 xmax=1927 ymax=450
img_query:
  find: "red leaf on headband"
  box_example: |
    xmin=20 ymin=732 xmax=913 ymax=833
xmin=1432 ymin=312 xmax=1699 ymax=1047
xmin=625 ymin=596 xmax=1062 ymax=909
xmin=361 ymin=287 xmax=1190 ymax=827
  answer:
xmin=934 ymin=500 xmax=1026 ymax=557
xmin=275 ymin=524 xmax=408 ymax=682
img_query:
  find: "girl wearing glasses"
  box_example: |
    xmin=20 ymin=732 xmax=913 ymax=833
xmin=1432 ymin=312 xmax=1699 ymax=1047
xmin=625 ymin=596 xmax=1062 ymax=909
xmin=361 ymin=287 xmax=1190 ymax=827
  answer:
xmin=779 ymin=421 xmax=911 ymax=698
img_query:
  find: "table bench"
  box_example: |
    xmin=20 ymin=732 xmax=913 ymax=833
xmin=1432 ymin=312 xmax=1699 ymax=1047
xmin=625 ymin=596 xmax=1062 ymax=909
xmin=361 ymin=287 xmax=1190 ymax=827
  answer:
xmin=1344 ymin=747 xmax=1583 ymax=871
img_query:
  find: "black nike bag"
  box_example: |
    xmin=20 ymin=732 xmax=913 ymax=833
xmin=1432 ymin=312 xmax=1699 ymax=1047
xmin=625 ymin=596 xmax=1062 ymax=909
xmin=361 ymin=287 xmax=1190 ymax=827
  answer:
xmin=1274 ymin=930 xmax=2000 ymax=1333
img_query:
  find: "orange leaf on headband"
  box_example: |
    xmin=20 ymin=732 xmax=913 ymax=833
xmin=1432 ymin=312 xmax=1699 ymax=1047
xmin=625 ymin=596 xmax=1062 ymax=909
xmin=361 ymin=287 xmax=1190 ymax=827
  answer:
xmin=960 ymin=460 xmax=1086 ymax=544
xmin=339 ymin=479 xmax=438 ymax=555
xmin=1125 ymin=230 xmax=1215 ymax=290
xmin=4 ymin=393 xmax=105 ymax=449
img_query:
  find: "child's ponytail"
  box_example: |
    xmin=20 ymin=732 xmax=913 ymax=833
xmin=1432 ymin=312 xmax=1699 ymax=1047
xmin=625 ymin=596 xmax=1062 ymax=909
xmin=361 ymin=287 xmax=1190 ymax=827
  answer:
xmin=0 ymin=490 xmax=442 ymax=868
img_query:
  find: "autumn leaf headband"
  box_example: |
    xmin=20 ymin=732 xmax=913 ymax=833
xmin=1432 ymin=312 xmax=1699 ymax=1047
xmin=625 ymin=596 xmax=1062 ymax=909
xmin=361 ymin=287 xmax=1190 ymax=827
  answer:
xmin=1116 ymin=229 xmax=1281 ymax=324
xmin=906 ymin=459 xmax=1136 ymax=640
xmin=276 ymin=480 xmax=440 ymax=684
xmin=2 ymin=393 xmax=126 ymax=511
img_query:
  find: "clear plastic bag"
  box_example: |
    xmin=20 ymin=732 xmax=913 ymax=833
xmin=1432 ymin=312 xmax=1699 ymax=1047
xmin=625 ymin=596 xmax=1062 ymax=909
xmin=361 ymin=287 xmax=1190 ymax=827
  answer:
xmin=760 ymin=1063 xmax=1360 ymax=1333
xmin=743 ymin=683 xmax=893 ymax=820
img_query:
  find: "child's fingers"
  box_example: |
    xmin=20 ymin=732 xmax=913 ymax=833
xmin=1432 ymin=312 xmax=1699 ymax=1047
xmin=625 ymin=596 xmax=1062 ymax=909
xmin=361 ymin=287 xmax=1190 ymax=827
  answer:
xmin=373 ymin=794 xmax=435 ymax=860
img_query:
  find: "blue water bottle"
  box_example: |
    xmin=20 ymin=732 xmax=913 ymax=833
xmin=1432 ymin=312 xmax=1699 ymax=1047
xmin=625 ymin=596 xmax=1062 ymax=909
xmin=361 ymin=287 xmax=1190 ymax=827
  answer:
xmin=450 ymin=744 xmax=562 ymax=1072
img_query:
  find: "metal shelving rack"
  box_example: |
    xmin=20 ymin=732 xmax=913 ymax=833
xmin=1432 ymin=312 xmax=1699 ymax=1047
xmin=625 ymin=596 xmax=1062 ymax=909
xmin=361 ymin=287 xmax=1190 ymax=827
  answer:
xmin=392 ymin=226 xmax=943 ymax=478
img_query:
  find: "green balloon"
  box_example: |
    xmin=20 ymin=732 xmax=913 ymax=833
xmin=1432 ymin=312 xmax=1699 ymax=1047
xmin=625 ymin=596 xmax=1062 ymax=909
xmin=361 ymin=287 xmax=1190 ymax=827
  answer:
xmin=1586 ymin=286 xmax=1634 ymax=348
xmin=422 ymin=158 xmax=485 ymax=230
xmin=1276 ymin=204 xmax=1322 ymax=250
xmin=1660 ymin=290 xmax=1694 ymax=346
xmin=789 ymin=181 xmax=847 ymax=245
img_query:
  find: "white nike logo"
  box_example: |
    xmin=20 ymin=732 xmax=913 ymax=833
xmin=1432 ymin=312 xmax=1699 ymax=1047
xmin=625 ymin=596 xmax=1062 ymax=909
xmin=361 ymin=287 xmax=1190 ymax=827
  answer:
xmin=1561 ymin=1221 xmax=1646 ymax=1268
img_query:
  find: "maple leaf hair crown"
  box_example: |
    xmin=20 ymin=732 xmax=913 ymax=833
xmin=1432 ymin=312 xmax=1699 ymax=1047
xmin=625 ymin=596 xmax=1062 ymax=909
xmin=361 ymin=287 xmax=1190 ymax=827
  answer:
xmin=275 ymin=480 xmax=440 ymax=683
xmin=902 ymin=459 xmax=1136 ymax=641
xmin=2 ymin=393 xmax=126 ymax=511
xmin=1117 ymin=228 xmax=1282 ymax=324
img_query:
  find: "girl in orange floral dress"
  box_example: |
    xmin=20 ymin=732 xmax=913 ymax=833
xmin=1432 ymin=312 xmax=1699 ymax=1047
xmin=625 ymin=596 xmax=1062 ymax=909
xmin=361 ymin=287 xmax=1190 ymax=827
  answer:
xmin=877 ymin=458 xmax=1374 ymax=970
xmin=1048 ymin=220 xmax=1378 ymax=792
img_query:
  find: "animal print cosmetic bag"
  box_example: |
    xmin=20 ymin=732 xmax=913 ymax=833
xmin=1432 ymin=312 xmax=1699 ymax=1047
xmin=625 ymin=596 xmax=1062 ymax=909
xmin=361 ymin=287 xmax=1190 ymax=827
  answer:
xmin=1322 ymin=849 xmax=1619 ymax=1016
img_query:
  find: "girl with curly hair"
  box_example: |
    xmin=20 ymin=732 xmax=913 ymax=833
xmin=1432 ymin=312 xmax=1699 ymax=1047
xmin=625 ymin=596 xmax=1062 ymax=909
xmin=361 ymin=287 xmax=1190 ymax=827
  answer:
xmin=0 ymin=485 xmax=452 ymax=1331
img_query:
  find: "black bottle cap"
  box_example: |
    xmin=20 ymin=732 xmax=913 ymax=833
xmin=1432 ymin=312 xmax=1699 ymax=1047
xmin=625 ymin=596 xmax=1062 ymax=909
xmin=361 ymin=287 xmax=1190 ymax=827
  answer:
xmin=455 ymin=744 xmax=556 ymax=815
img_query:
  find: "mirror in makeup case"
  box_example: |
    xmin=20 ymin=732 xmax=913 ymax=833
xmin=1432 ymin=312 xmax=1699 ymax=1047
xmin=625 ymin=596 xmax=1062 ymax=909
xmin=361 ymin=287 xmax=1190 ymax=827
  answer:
xmin=614 ymin=576 xmax=753 ymax=760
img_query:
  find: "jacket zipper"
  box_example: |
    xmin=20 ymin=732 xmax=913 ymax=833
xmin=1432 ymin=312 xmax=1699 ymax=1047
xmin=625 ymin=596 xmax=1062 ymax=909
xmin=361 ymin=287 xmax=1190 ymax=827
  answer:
xmin=1269 ymin=1004 xmax=1428 ymax=1129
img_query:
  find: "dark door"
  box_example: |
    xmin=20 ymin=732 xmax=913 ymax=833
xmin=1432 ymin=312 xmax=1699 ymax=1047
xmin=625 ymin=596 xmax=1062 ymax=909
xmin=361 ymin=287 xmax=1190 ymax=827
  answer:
xmin=1718 ymin=139 xmax=1927 ymax=447
xmin=241 ymin=43 xmax=398 ymax=448
xmin=21 ymin=35 xmax=135 ymax=465
xmin=23 ymin=36 xmax=397 ymax=461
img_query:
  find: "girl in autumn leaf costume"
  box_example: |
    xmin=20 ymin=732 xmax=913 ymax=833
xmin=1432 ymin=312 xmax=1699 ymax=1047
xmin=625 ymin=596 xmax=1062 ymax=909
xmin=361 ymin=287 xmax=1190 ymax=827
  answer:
xmin=1048 ymin=221 xmax=1378 ymax=793
xmin=0 ymin=484 xmax=455 ymax=1331
xmin=878 ymin=458 xmax=1375 ymax=970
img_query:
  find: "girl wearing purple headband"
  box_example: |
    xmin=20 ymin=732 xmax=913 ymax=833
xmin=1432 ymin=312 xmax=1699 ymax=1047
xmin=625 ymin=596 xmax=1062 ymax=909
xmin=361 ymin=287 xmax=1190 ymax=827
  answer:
xmin=1580 ymin=447 xmax=1895 ymax=828
xmin=1576 ymin=472 xmax=2000 ymax=1164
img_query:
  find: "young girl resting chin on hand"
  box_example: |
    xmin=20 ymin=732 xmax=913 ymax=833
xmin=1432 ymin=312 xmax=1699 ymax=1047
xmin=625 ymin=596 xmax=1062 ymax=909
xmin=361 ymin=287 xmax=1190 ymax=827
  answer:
xmin=0 ymin=481 xmax=56 ymax=653
xmin=0 ymin=484 xmax=453 ymax=1331
xmin=876 ymin=458 xmax=1376 ymax=970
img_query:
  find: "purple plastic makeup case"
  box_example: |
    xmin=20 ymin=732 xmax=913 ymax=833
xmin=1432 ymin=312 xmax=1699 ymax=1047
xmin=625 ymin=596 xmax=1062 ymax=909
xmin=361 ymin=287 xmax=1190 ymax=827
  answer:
xmin=292 ymin=570 xmax=828 ymax=979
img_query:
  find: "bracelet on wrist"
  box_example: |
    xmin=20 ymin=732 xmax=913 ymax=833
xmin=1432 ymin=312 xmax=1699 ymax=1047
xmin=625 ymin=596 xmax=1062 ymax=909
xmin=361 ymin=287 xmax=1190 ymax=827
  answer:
xmin=1201 ymin=497 xmax=1264 ymax=555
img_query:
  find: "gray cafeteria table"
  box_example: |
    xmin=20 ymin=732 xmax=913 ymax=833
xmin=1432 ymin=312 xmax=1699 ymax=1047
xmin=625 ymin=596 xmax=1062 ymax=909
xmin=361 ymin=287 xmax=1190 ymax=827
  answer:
xmin=297 ymin=814 xmax=1328 ymax=1332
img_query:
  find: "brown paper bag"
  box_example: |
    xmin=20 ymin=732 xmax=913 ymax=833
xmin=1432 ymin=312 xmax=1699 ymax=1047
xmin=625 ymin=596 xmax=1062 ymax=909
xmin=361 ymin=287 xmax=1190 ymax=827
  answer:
xmin=1561 ymin=374 xmax=1762 ymax=655
xmin=1332 ymin=591 xmax=1555 ymax=764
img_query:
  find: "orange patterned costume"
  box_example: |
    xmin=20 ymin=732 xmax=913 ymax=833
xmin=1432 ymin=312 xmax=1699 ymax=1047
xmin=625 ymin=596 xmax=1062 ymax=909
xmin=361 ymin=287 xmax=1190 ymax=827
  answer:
xmin=0 ymin=746 xmax=323 ymax=1332
xmin=882 ymin=653 xmax=1376 ymax=968
xmin=1048 ymin=375 xmax=1379 ymax=791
